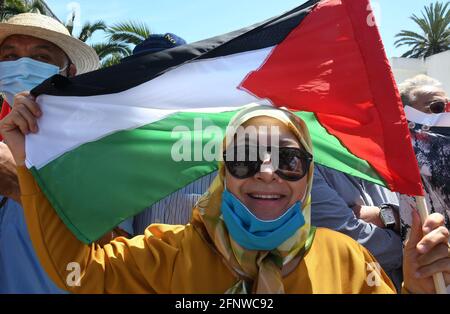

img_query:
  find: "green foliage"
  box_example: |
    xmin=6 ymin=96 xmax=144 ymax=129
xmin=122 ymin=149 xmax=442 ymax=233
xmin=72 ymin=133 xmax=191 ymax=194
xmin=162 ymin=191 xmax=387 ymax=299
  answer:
xmin=1 ymin=0 xmax=50 ymax=21
xmin=395 ymin=2 xmax=450 ymax=58
xmin=0 ymin=1 xmax=152 ymax=68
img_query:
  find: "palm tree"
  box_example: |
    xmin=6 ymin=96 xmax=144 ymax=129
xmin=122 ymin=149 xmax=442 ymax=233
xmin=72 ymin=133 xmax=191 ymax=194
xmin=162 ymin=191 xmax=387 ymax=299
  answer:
xmin=107 ymin=21 xmax=151 ymax=46
xmin=1 ymin=0 xmax=54 ymax=21
xmin=395 ymin=2 xmax=450 ymax=58
xmin=99 ymin=53 xmax=125 ymax=68
xmin=65 ymin=13 xmax=151 ymax=68
xmin=64 ymin=11 xmax=117 ymax=68
xmin=91 ymin=42 xmax=132 ymax=68
xmin=0 ymin=0 xmax=5 ymax=18
xmin=98 ymin=21 xmax=151 ymax=67
xmin=0 ymin=1 xmax=152 ymax=68
xmin=65 ymin=11 xmax=107 ymax=42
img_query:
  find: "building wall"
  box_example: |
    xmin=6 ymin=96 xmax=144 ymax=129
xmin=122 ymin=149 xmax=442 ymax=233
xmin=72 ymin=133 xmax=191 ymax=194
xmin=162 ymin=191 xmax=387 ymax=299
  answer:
xmin=426 ymin=51 xmax=450 ymax=94
xmin=390 ymin=51 xmax=450 ymax=94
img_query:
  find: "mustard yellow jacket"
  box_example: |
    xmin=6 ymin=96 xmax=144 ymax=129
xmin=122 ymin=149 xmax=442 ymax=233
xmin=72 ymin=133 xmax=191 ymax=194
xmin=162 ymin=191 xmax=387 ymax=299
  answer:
xmin=18 ymin=167 xmax=396 ymax=294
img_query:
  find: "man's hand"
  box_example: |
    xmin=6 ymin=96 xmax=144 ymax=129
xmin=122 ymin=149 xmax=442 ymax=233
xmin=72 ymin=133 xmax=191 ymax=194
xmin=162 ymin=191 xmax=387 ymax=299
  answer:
xmin=0 ymin=143 xmax=20 ymax=202
xmin=0 ymin=92 xmax=41 ymax=166
xmin=352 ymin=205 xmax=384 ymax=228
xmin=403 ymin=211 xmax=450 ymax=293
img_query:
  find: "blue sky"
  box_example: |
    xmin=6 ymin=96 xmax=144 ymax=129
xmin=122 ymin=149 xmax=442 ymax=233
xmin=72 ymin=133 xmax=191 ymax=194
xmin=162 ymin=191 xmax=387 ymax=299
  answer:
xmin=45 ymin=0 xmax=441 ymax=58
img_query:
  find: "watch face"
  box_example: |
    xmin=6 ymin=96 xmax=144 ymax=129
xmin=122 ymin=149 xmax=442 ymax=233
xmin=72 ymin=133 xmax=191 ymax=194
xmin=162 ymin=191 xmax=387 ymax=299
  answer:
xmin=381 ymin=207 xmax=396 ymax=226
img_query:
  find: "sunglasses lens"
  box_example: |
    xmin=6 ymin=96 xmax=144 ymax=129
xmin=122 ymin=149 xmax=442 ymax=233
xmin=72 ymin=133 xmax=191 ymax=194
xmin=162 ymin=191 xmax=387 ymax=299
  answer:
xmin=225 ymin=161 xmax=259 ymax=178
xmin=224 ymin=146 xmax=312 ymax=181
xmin=224 ymin=145 xmax=260 ymax=179
xmin=276 ymin=148 xmax=311 ymax=181
xmin=429 ymin=101 xmax=446 ymax=114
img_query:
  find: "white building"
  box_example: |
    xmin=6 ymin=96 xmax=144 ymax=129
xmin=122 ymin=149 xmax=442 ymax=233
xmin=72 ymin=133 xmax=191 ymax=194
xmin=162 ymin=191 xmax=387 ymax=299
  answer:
xmin=389 ymin=50 xmax=450 ymax=94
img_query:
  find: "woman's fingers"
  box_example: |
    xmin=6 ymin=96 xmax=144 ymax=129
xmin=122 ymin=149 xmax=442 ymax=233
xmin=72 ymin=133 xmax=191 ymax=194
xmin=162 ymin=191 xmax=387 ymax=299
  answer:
xmin=417 ymin=226 xmax=449 ymax=254
xmin=413 ymin=213 xmax=450 ymax=281
xmin=10 ymin=110 xmax=31 ymax=135
xmin=15 ymin=94 xmax=42 ymax=118
xmin=417 ymin=257 xmax=450 ymax=278
xmin=16 ymin=105 xmax=39 ymax=133
xmin=422 ymin=213 xmax=445 ymax=235
xmin=405 ymin=210 xmax=422 ymax=252
xmin=5 ymin=92 xmax=42 ymax=135
xmin=417 ymin=243 xmax=449 ymax=266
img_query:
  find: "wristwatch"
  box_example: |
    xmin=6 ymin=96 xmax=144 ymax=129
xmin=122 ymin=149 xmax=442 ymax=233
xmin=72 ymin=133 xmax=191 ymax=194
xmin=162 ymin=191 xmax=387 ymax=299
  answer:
xmin=379 ymin=204 xmax=397 ymax=230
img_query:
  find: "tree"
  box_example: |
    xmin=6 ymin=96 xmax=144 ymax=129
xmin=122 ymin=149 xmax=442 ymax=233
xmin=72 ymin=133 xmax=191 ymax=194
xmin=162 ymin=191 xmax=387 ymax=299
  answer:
xmin=98 ymin=21 xmax=151 ymax=67
xmin=106 ymin=21 xmax=151 ymax=46
xmin=395 ymin=2 xmax=450 ymax=58
xmin=1 ymin=0 xmax=54 ymax=21
xmin=65 ymin=12 xmax=151 ymax=67
xmin=0 ymin=2 xmax=152 ymax=68
xmin=91 ymin=42 xmax=132 ymax=68
xmin=65 ymin=10 xmax=107 ymax=43
xmin=65 ymin=11 xmax=115 ymax=68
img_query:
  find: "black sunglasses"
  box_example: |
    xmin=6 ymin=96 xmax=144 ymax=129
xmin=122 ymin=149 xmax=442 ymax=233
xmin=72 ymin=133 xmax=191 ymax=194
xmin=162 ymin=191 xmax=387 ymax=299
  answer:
xmin=427 ymin=101 xmax=448 ymax=114
xmin=223 ymin=145 xmax=313 ymax=181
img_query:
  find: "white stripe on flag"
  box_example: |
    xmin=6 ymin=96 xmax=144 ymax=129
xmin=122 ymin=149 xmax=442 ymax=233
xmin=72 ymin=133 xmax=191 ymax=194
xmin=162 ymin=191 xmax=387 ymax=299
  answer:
xmin=26 ymin=47 xmax=275 ymax=169
xmin=405 ymin=106 xmax=450 ymax=127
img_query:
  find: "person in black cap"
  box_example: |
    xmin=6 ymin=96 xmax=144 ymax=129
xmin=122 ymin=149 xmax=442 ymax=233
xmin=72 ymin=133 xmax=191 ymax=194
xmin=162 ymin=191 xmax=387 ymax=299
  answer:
xmin=122 ymin=32 xmax=187 ymax=62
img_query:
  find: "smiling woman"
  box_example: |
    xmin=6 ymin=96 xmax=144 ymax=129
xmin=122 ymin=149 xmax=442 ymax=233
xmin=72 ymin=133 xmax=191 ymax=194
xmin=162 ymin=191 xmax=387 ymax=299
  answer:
xmin=2 ymin=99 xmax=449 ymax=293
xmin=224 ymin=115 xmax=312 ymax=221
xmin=0 ymin=103 xmax=399 ymax=294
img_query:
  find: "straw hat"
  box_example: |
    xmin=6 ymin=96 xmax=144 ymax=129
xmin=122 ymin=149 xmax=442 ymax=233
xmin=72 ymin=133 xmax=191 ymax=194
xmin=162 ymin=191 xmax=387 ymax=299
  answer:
xmin=0 ymin=13 xmax=99 ymax=74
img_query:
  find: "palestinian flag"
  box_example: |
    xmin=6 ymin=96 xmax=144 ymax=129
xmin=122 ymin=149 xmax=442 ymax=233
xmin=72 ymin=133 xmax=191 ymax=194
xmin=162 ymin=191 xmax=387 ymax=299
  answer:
xmin=28 ymin=0 xmax=423 ymax=243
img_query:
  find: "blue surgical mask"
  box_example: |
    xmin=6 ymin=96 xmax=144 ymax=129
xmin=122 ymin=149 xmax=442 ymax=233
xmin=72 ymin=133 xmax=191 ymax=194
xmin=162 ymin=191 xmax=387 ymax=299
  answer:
xmin=0 ymin=57 xmax=63 ymax=105
xmin=220 ymin=188 xmax=305 ymax=251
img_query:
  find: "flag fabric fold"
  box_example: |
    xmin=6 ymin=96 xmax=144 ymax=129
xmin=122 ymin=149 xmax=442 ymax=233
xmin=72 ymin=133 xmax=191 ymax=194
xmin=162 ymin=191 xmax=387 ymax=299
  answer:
xmin=28 ymin=0 xmax=423 ymax=243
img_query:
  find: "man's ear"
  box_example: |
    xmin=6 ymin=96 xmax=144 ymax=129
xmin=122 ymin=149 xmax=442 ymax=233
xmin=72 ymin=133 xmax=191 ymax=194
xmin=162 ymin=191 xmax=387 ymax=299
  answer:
xmin=68 ymin=64 xmax=77 ymax=77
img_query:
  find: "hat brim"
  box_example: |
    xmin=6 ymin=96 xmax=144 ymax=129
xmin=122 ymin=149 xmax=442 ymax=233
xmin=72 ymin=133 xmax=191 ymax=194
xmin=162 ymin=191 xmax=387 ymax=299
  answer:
xmin=0 ymin=23 xmax=99 ymax=74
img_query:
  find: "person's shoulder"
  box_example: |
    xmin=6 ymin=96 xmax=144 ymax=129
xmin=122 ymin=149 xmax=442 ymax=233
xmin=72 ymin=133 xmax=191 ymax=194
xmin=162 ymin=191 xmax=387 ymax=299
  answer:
xmin=313 ymin=227 xmax=365 ymax=251
xmin=142 ymin=223 xmax=204 ymax=247
xmin=308 ymin=228 xmax=376 ymax=272
xmin=315 ymin=227 xmax=353 ymax=239
xmin=144 ymin=223 xmax=187 ymax=238
xmin=314 ymin=164 xmax=353 ymax=183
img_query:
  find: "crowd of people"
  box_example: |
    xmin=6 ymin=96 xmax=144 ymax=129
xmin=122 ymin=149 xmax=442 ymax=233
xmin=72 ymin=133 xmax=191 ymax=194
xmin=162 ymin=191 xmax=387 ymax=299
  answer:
xmin=0 ymin=12 xmax=449 ymax=294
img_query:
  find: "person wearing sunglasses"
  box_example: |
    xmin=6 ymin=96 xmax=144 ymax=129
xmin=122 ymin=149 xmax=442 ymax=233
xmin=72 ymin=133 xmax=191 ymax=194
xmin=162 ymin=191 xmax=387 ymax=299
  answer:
xmin=1 ymin=103 xmax=450 ymax=294
xmin=399 ymin=75 xmax=449 ymax=114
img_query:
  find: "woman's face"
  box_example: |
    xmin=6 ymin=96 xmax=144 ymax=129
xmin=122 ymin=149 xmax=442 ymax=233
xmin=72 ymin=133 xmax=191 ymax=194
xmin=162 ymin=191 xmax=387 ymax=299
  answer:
xmin=225 ymin=116 xmax=309 ymax=220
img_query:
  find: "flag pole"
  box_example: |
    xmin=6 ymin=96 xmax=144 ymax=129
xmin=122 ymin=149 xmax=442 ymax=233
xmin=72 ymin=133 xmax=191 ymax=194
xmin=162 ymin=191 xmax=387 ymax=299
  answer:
xmin=416 ymin=196 xmax=448 ymax=294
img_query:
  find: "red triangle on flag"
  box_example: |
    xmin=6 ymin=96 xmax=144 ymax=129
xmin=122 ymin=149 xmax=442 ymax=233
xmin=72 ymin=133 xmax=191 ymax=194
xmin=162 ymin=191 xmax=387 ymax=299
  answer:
xmin=241 ymin=0 xmax=423 ymax=196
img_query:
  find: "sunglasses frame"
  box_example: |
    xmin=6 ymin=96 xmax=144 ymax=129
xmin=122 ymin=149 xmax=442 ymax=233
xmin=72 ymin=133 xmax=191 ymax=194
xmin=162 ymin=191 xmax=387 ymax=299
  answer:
xmin=223 ymin=145 xmax=313 ymax=182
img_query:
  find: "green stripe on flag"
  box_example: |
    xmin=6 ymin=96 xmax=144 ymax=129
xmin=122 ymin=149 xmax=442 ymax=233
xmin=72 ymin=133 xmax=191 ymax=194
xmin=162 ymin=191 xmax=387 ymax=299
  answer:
xmin=296 ymin=112 xmax=384 ymax=185
xmin=32 ymin=110 xmax=384 ymax=243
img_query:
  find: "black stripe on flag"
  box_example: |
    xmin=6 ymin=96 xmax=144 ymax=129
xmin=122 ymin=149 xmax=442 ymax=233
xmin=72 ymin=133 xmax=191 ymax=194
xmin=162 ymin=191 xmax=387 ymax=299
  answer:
xmin=32 ymin=0 xmax=320 ymax=97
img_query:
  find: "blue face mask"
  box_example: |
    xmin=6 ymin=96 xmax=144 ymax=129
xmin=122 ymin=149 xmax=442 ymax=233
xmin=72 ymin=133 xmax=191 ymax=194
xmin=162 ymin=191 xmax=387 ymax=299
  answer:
xmin=221 ymin=188 xmax=305 ymax=251
xmin=0 ymin=57 xmax=63 ymax=105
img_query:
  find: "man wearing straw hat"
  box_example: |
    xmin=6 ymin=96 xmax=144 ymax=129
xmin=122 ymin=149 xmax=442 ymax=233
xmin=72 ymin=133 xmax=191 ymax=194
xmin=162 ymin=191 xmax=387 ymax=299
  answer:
xmin=0 ymin=13 xmax=99 ymax=293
